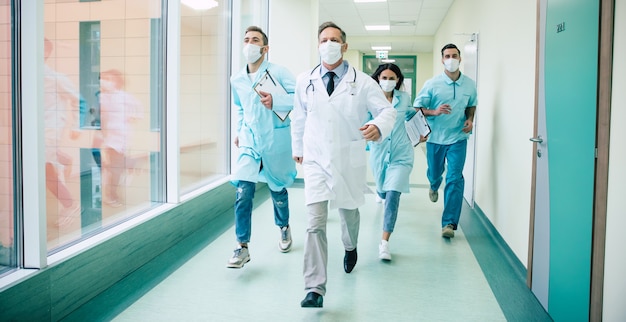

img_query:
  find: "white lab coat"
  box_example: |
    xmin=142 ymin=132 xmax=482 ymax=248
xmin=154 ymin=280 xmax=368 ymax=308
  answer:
xmin=291 ymin=63 xmax=396 ymax=209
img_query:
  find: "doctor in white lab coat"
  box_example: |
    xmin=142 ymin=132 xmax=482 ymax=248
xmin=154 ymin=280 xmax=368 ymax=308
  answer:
xmin=292 ymin=21 xmax=396 ymax=308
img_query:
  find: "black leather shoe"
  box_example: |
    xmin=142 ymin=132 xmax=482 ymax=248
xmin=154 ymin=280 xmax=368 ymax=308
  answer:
xmin=344 ymin=248 xmax=358 ymax=273
xmin=300 ymin=292 xmax=323 ymax=308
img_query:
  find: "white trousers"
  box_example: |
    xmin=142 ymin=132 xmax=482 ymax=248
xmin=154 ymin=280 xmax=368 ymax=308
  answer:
xmin=303 ymin=201 xmax=360 ymax=296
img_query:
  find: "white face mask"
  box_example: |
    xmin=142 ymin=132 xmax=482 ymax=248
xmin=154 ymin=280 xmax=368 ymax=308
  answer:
xmin=443 ymin=58 xmax=460 ymax=72
xmin=379 ymin=79 xmax=397 ymax=92
xmin=242 ymin=43 xmax=263 ymax=63
xmin=319 ymin=41 xmax=343 ymax=65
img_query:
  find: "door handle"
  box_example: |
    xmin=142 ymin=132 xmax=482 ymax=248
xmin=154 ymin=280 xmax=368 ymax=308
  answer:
xmin=529 ymin=136 xmax=543 ymax=143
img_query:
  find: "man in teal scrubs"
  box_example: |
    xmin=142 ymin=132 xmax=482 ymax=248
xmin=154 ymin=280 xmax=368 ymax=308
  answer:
xmin=414 ymin=43 xmax=477 ymax=239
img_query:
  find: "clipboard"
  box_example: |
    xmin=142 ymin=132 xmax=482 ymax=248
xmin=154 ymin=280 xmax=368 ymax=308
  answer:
xmin=253 ymin=70 xmax=290 ymax=122
xmin=404 ymin=108 xmax=431 ymax=147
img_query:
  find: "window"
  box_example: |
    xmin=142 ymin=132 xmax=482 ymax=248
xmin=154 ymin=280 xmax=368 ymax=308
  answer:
xmin=0 ymin=0 xmax=15 ymax=275
xmin=178 ymin=2 xmax=231 ymax=192
xmin=44 ymin=0 xmax=164 ymax=251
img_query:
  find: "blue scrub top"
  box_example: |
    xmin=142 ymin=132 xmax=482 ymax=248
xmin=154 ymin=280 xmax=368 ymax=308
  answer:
xmin=413 ymin=72 xmax=477 ymax=145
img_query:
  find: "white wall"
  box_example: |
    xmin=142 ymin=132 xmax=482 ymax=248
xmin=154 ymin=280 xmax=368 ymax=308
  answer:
xmin=603 ymin=0 xmax=626 ymax=319
xmin=343 ymin=49 xmax=361 ymax=70
xmin=269 ymin=0 xmax=363 ymax=75
xmin=433 ymin=0 xmax=537 ymax=265
xmin=269 ymin=0 xmax=321 ymax=179
xmin=269 ymin=0 xmax=318 ymax=77
xmin=416 ymin=52 xmax=433 ymax=93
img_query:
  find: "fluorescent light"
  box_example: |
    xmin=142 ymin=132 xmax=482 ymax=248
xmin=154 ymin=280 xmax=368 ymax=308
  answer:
xmin=365 ymin=25 xmax=390 ymax=31
xmin=354 ymin=0 xmax=386 ymax=3
xmin=371 ymin=46 xmax=391 ymax=50
xmin=381 ymin=59 xmax=396 ymax=63
xmin=182 ymin=0 xmax=218 ymax=10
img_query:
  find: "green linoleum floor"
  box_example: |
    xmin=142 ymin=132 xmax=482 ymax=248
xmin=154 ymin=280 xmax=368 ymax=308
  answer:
xmin=111 ymin=184 xmax=507 ymax=322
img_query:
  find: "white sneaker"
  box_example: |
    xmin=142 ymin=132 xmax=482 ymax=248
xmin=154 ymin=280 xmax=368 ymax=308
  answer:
xmin=378 ymin=240 xmax=391 ymax=261
xmin=279 ymin=226 xmax=292 ymax=253
xmin=227 ymin=246 xmax=250 ymax=268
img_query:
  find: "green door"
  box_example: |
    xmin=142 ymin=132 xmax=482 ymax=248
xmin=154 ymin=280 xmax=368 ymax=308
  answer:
xmin=539 ymin=0 xmax=598 ymax=320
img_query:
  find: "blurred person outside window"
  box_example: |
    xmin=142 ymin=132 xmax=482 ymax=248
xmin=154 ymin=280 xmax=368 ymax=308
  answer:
xmin=95 ymin=69 xmax=143 ymax=208
xmin=44 ymin=38 xmax=81 ymax=227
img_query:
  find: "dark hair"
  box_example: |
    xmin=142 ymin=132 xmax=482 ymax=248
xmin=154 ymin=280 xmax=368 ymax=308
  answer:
xmin=371 ymin=63 xmax=404 ymax=91
xmin=245 ymin=26 xmax=268 ymax=45
xmin=318 ymin=21 xmax=346 ymax=43
xmin=441 ymin=43 xmax=460 ymax=57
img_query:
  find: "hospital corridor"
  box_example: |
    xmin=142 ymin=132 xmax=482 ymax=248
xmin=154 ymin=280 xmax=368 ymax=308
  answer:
xmin=1 ymin=0 xmax=625 ymax=321
xmin=59 ymin=147 xmax=549 ymax=321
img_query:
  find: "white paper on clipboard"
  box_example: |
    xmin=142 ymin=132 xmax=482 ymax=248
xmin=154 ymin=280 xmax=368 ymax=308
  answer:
xmin=404 ymin=108 xmax=431 ymax=147
xmin=254 ymin=70 xmax=290 ymax=122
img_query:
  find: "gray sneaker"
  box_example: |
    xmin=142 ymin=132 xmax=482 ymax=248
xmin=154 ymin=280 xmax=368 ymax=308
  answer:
xmin=227 ymin=246 xmax=250 ymax=268
xmin=279 ymin=226 xmax=292 ymax=253
xmin=442 ymin=224 xmax=455 ymax=238
xmin=429 ymin=189 xmax=438 ymax=202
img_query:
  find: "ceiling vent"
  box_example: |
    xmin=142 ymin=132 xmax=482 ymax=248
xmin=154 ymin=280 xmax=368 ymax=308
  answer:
xmin=390 ymin=20 xmax=416 ymax=26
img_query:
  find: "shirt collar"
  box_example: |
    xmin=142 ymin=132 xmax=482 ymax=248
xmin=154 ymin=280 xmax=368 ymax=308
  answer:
xmin=321 ymin=60 xmax=349 ymax=79
xmin=442 ymin=71 xmax=464 ymax=85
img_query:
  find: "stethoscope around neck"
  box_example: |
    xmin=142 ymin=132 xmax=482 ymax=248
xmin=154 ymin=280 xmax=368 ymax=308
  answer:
xmin=305 ymin=64 xmax=357 ymax=95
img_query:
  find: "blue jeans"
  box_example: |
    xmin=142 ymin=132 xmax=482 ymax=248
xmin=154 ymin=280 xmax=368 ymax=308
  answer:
xmin=377 ymin=190 xmax=401 ymax=233
xmin=426 ymin=140 xmax=467 ymax=229
xmin=234 ymin=181 xmax=290 ymax=243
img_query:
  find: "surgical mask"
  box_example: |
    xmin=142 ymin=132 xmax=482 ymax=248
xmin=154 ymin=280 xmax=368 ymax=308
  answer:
xmin=319 ymin=41 xmax=343 ymax=65
xmin=379 ymin=80 xmax=397 ymax=92
xmin=242 ymin=43 xmax=263 ymax=63
xmin=443 ymin=58 xmax=460 ymax=72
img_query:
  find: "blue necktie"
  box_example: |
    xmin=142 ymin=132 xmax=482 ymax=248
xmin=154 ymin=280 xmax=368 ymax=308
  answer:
xmin=326 ymin=71 xmax=336 ymax=96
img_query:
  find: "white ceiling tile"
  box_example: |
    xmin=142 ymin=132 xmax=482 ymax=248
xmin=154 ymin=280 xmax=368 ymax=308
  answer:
xmin=353 ymin=2 xmax=388 ymax=10
xmin=422 ymin=0 xmax=454 ymax=9
xmin=389 ymin=0 xmax=422 ymax=15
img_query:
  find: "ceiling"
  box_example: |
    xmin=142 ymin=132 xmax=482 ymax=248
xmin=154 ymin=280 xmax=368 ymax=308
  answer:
xmin=318 ymin=0 xmax=454 ymax=55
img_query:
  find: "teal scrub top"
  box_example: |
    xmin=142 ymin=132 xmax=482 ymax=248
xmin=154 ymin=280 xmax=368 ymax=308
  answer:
xmin=413 ymin=72 xmax=477 ymax=145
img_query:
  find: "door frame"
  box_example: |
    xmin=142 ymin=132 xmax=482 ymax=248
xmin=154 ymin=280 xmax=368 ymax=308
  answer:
xmin=590 ymin=0 xmax=614 ymax=320
xmin=462 ymin=34 xmax=478 ymax=208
